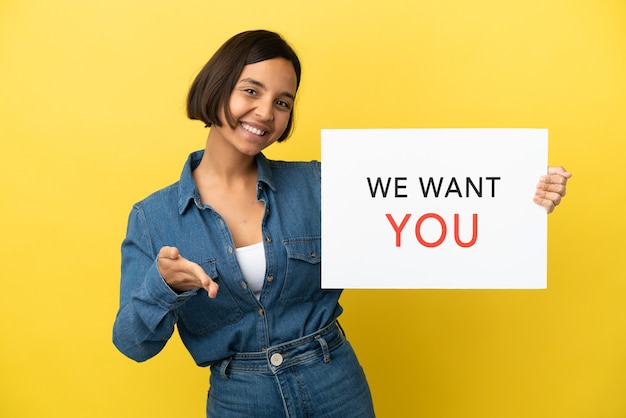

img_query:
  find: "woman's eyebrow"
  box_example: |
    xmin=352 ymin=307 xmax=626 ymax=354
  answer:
xmin=239 ymin=77 xmax=295 ymax=101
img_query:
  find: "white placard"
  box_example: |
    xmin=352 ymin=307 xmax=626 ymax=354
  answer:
xmin=321 ymin=129 xmax=548 ymax=289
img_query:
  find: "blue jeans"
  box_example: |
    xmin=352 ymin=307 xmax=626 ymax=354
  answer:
xmin=206 ymin=322 xmax=375 ymax=417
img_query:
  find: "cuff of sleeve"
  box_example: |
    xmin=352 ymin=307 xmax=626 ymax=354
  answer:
xmin=143 ymin=258 xmax=198 ymax=309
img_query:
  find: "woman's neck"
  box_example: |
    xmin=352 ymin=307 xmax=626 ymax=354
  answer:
xmin=195 ymin=133 xmax=258 ymax=185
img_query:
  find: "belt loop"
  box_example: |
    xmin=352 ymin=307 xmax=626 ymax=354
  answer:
xmin=336 ymin=320 xmax=345 ymax=337
xmin=315 ymin=335 xmax=331 ymax=363
xmin=219 ymin=357 xmax=232 ymax=380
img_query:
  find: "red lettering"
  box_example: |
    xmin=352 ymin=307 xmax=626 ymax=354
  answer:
xmin=454 ymin=213 xmax=478 ymax=247
xmin=388 ymin=213 xmax=479 ymax=248
xmin=415 ymin=213 xmax=447 ymax=247
xmin=385 ymin=214 xmax=412 ymax=247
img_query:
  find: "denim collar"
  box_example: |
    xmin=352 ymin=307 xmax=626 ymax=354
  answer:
xmin=178 ymin=150 xmax=276 ymax=214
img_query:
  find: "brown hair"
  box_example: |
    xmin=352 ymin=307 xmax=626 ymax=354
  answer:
xmin=187 ymin=30 xmax=302 ymax=142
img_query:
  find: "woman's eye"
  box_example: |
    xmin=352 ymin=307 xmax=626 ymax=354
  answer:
xmin=244 ymin=88 xmax=257 ymax=95
xmin=276 ymin=100 xmax=291 ymax=109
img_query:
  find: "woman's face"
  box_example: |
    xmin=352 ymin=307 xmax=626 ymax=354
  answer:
xmin=213 ymin=57 xmax=297 ymax=156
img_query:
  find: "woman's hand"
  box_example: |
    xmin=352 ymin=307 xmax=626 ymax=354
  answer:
xmin=157 ymin=246 xmax=219 ymax=297
xmin=534 ymin=166 xmax=573 ymax=214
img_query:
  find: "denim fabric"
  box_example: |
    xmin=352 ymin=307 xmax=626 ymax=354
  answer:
xmin=112 ymin=150 xmax=344 ymax=367
xmin=207 ymin=322 xmax=375 ymax=417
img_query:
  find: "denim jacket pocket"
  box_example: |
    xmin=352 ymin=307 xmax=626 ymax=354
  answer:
xmin=177 ymin=259 xmax=243 ymax=335
xmin=279 ymin=237 xmax=323 ymax=306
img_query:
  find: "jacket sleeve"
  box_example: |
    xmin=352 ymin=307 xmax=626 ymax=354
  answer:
xmin=112 ymin=205 xmax=198 ymax=362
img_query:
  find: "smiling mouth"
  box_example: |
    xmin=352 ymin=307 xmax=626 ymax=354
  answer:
xmin=241 ymin=123 xmax=267 ymax=136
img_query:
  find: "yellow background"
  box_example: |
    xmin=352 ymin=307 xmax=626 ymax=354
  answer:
xmin=1 ymin=0 xmax=624 ymax=416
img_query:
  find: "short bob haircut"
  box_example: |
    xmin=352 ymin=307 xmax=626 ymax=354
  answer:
xmin=187 ymin=30 xmax=302 ymax=142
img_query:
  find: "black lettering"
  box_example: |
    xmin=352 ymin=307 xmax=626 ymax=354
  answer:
xmin=466 ymin=177 xmax=482 ymax=197
xmin=395 ymin=177 xmax=408 ymax=198
xmin=418 ymin=177 xmax=444 ymax=197
xmin=444 ymin=177 xmax=462 ymax=198
xmin=366 ymin=177 xmax=392 ymax=198
xmin=485 ymin=177 xmax=501 ymax=197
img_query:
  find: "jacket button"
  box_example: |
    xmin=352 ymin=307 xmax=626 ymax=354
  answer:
xmin=266 ymin=275 xmax=274 ymax=282
xmin=270 ymin=353 xmax=283 ymax=366
xmin=258 ymin=309 xmax=264 ymax=316
xmin=265 ymin=236 xmax=272 ymax=243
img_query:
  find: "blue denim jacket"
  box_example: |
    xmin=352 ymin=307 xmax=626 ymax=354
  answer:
xmin=113 ymin=151 xmax=343 ymax=366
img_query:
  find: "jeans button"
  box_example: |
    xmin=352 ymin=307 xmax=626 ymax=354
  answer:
xmin=270 ymin=353 xmax=283 ymax=366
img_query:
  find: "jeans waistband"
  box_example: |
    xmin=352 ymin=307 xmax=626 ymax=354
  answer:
xmin=212 ymin=321 xmax=345 ymax=378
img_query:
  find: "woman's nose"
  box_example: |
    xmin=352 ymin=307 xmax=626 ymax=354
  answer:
xmin=255 ymin=99 xmax=274 ymax=121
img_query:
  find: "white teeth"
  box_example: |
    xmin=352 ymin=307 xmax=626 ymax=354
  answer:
xmin=241 ymin=123 xmax=266 ymax=136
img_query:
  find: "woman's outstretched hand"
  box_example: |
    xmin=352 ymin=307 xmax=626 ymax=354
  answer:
xmin=534 ymin=166 xmax=573 ymax=214
xmin=157 ymin=246 xmax=219 ymax=297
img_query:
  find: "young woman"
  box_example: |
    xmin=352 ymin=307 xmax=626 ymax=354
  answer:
xmin=113 ymin=30 xmax=571 ymax=417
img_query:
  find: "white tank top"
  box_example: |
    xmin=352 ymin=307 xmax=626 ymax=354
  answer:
xmin=234 ymin=242 xmax=266 ymax=300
